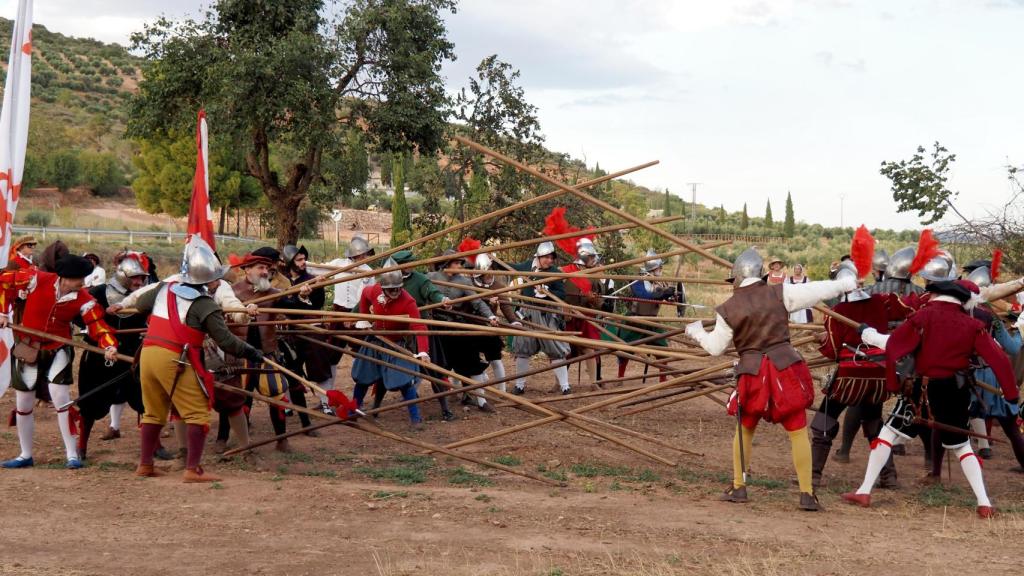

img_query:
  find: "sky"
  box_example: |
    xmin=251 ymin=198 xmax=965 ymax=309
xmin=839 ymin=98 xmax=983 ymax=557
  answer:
xmin=2 ymin=0 xmax=1022 ymax=231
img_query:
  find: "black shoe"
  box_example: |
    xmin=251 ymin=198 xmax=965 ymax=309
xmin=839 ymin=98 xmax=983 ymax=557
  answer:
xmin=441 ymin=410 xmax=457 ymax=422
xmin=978 ymin=448 xmax=994 ymax=460
xmin=561 ymin=388 xmax=572 ymax=396
xmin=478 ymin=401 xmax=496 ymax=414
xmin=719 ymin=485 xmax=748 ymax=503
xmin=833 ymin=450 xmax=850 ymax=464
xmin=512 ymin=386 xmax=525 ymax=396
xmin=799 ymin=492 xmax=822 ymax=511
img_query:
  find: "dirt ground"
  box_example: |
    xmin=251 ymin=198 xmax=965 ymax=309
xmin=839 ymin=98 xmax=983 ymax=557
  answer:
xmin=1 ymin=352 xmax=1022 ymax=576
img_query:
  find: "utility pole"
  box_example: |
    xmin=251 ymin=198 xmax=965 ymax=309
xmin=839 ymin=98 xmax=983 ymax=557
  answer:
xmin=839 ymin=193 xmax=846 ymax=228
xmin=686 ymin=182 xmax=702 ymax=222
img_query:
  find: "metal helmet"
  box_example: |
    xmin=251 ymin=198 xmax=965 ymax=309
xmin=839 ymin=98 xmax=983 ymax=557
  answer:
xmin=966 ymin=265 xmax=992 ymax=288
xmin=282 ymin=244 xmax=308 ymax=264
xmin=728 ymin=247 xmax=764 ymax=284
xmin=872 ymin=248 xmax=889 ymax=274
xmin=535 ymin=241 xmax=556 ymax=258
xmin=179 ymin=236 xmax=229 ymax=285
xmin=113 ymin=255 xmax=149 ymax=287
xmin=472 ymin=252 xmax=494 ymax=277
xmin=962 ymin=259 xmax=990 ymax=274
xmin=576 ymin=238 xmax=599 ymax=259
xmin=886 ymin=246 xmax=916 ymax=280
xmin=919 ymin=250 xmax=956 ymax=282
xmin=345 ymin=236 xmax=372 ymax=258
xmin=834 ymin=259 xmax=859 ymax=284
xmin=378 ymin=257 xmax=404 ymax=289
xmin=642 ymin=248 xmax=663 ymax=273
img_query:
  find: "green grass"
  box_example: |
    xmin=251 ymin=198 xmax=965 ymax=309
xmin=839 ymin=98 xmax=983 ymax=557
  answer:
xmin=372 ymin=490 xmax=409 ymax=500
xmin=917 ymin=484 xmax=972 ymax=508
xmin=355 ymin=455 xmax=436 ymax=485
xmin=283 ymin=451 xmax=313 ymax=464
xmin=536 ymin=464 xmax=569 ymax=482
xmin=96 ymin=461 xmax=134 ymax=472
xmin=569 ymin=462 xmax=662 ymax=483
xmin=492 ymin=455 xmax=522 ymax=467
xmin=448 ymin=466 xmax=493 ymax=487
xmin=210 ymin=482 xmax=224 ymax=490
xmin=303 ymin=469 xmax=338 ymax=479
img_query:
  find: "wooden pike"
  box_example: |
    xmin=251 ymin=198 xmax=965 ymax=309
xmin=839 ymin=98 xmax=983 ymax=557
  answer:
xmin=10 ymin=324 xmax=134 ymax=363
xmin=215 ymin=381 xmax=563 ymax=486
xmin=247 ymin=161 xmax=662 ymax=305
xmin=441 ymin=359 xmax=736 ymax=452
xmin=455 ymin=135 xmax=733 ymax=269
xmin=442 ymin=267 xmax=730 ymax=286
xmin=235 ymin=307 xmax=707 ymax=362
xmin=225 ymin=326 xmax=690 ymax=456
xmin=421 ymin=245 xmax=719 ymax=314
xmin=350 ymin=331 xmax=680 ymax=466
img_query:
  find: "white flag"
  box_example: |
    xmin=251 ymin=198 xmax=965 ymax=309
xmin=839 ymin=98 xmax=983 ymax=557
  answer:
xmin=0 ymin=0 xmax=33 ymax=398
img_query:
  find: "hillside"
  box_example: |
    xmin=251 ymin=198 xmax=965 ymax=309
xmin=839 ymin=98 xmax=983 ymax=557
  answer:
xmin=0 ymin=17 xmax=142 ymax=187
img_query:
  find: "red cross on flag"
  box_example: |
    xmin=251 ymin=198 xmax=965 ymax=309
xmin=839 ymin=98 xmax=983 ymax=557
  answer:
xmin=186 ymin=109 xmax=215 ymax=251
xmin=0 ymin=0 xmax=32 ymax=397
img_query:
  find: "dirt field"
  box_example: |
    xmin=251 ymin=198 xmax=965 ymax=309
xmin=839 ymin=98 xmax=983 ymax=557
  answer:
xmin=1 ymin=352 xmax=1021 ymax=576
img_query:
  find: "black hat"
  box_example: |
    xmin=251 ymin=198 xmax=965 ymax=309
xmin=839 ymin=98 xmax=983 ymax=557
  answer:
xmin=55 ymin=254 xmax=95 ymax=279
xmin=252 ymin=246 xmax=281 ymax=262
xmin=925 ymin=280 xmax=972 ymax=303
xmin=962 ymin=259 xmax=991 ymax=274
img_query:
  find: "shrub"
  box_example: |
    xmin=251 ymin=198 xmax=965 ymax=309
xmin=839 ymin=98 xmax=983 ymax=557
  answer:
xmin=24 ymin=211 xmax=52 ymax=227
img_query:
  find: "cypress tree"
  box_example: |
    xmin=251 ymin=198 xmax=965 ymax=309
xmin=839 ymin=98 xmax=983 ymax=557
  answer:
xmin=741 ymin=203 xmax=749 ymax=230
xmin=765 ymin=200 xmax=774 ymax=228
xmin=390 ymin=154 xmax=411 ymax=247
xmin=783 ymin=191 xmax=795 ymax=237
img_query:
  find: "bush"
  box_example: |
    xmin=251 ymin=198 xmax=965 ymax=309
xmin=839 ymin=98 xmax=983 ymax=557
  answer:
xmin=80 ymin=151 xmax=124 ymax=196
xmin=24 ymin=211 xmax=52 ymax=227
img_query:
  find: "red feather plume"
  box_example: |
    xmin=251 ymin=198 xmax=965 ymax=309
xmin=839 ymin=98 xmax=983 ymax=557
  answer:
xmin=457 ymin=237 xmax=481 ymax=265
xmin=543 ymin=207 xmax=583 ymax=255
xmin=227 ymin=253 xmax=245 ymax=267
xmin=908 ymin=229 xmax=941 ymax=275
xmin=991 ymin=249 xmax=1003 ymax=282
xmin=850 ymin=225 xmax=875 ymax=279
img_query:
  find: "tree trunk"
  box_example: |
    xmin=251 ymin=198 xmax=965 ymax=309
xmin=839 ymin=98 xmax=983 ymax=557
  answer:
xmin=246 ymin=129 xmax=322 ymax=247
xmin=218 ymin=204 xmax=227 ymax=235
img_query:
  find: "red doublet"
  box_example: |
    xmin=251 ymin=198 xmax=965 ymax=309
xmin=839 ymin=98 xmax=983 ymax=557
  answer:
xmin=9 ymin=255 xmax=33 ymax=270
xmin=360 ymin=284 xmax=429 ymax=354
xmin=560 ymin=263 xmax=601 ymax=340
xmin=0 ymin=269 xmax=116 ymax=350
xmin=884 ymin=300 xmax=1018 ymax=400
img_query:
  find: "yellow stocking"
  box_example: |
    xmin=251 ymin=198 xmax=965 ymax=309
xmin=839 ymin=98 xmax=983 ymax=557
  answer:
xmin=788 ymin=427 xmax=813 ymax=494
xmin=732 ymin=425 xmax=755 ymax=488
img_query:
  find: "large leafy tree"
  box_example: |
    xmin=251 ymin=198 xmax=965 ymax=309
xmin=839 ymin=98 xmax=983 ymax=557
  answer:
xmin=128 ymin=0 xmax=456 ymax=245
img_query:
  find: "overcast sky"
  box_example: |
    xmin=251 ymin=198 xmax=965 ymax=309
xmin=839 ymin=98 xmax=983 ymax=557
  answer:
xmin=3 ymin=0 xmax=1022 ymax=231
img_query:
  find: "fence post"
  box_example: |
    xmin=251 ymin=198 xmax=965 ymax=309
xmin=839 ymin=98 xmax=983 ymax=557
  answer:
xmin=41 ymin=227 xmax=46 ymax=240
xmin=129 ymin=231 xmax=134 ymax=244
xmin=86 ymin=229 xmax=91 ymax=242
xmin=168 ymin=232 xmax=173 ymax=244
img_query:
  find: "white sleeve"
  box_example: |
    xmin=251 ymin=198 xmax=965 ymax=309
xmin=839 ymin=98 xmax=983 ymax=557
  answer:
xmin=980 ymin=278 xmax=1024 ymax=303
xmin=215 ymin=282 xmax=250 ymax=324
xmin=860 ymin=327 xmax=890 ymax=350
xmin=120 ymin=281 xmax=158 ymax=309
xmin=689 ymin=313 xmax=734 ymax=356
xmin=782 ymin=276 xmax=856 ymax=312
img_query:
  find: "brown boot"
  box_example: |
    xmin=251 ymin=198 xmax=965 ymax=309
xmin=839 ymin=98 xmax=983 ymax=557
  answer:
xmin=799 ymin=492 xmax=822 ymax=511
xmin=134 ymin=464 xmax=166 ymax=478
xmin=183 ymin=467 xmax=222 ymax=483
xmin=719 ymin=485 xmax=749 ymax=503
xmin=101 ymin=428 xmax=121 ymax=441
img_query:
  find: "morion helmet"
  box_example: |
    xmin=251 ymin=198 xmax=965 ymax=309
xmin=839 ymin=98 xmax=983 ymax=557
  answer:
xmin=886 ymin=246 xmax=916 ymax=280
xmin=179 ymin=237 xmax=229 ymax=285
xmin=728 ymin=247 xmax=764 ymax=284
xmin=378 ymin=256 xmax=404 ymax=289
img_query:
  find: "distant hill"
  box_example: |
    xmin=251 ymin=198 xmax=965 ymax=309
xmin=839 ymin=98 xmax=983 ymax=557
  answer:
xmin=0 ymin=17 xmax=142 ymax=182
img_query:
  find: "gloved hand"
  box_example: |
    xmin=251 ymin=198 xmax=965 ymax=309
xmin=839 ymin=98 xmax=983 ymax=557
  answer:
xmin=685 ymin=320 xmax=705 ymax=340
xmin=661 ymin=286 xmax=677 ymax=300
xmin=244 ymin=345 xmax=265 ymax=364
xmin=355 ymin=320 xmax=373 ymax=330
xmin=415 ymin=352 xmax=430 ymax=362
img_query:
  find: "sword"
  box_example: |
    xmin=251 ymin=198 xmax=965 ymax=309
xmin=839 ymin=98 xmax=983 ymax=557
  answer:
xmin=56 ymin=370 xmax=134 ymax=411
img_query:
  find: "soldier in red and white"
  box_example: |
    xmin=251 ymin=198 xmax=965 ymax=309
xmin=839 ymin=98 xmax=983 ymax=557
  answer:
xmin=560 ymin=237 xmax=605 ymax=387
xmin=0 ymin=255 xmax=120 ymax=470
xmin=7 ymin=236 xmax=36 ymax=271
xmin=686 ymin=247 xmax=857 ymax=511
xmin=843 ymin=280 xmax=1018 ymax=518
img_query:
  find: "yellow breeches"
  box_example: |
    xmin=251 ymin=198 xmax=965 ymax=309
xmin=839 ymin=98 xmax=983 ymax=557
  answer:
xmin=139 ymin=346 xmax=210 ymax=426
